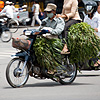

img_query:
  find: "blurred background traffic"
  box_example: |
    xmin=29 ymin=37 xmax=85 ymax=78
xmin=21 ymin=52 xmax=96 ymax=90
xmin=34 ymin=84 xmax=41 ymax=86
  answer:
xmin=0 ymin=0 xmax=99 ymax=26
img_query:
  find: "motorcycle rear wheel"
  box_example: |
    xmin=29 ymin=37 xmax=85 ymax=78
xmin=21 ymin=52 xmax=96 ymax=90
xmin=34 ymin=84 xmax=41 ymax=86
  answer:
xmin=7 ymin=19 xmax=19 ymax=33
xmin=59 ymin=63 xmax=77 ymax=85
xmin=6 ymin=58 xmax=29 ymax=88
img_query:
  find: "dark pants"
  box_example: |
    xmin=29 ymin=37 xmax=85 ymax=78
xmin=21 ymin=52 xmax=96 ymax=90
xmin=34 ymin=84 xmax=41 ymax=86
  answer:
xmin=64 ymin=19 xmax=81 ymax=40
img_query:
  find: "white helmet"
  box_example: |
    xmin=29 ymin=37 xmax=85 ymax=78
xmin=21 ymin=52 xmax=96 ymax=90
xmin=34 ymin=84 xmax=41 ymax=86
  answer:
xmin=5 ymin=1 xmax=10 ymax=4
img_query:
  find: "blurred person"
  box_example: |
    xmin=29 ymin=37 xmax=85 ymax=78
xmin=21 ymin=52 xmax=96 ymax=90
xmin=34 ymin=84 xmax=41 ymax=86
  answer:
xmin=56 ymin=0 xmax=82 ymax=54
xmin=0 ymin=1 xmax=13 ymax=18
xmin=84 ymin=1 xmax=100 ymax=37
xmin=84 ymin=0 xmax=100 ymax=66
xmin=18 ymin=4 xmax=23 ymax=12
xmin=31 ymin=0 xmax=42 ymax=26
xmin=22 ymin=5 xmax=28 ymax=11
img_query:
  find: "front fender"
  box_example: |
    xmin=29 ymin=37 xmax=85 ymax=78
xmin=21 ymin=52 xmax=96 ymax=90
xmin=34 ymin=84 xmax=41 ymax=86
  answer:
xmin=11 ymin=52 xmax=27 ymax=58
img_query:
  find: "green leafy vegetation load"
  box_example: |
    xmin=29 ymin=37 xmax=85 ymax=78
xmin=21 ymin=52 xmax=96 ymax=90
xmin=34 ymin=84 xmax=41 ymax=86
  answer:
xmin=33 ymin=22 xmax=100 ymax=70
xmin=33 ymin=37 xmax=64 ymax=71
xmin=67 ymin=22 xmax=100 ymax=64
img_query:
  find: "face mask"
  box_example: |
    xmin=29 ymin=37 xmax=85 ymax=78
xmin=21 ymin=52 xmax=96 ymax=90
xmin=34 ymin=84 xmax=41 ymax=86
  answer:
xmin=47 ymin=13 xmax=54 ymax=18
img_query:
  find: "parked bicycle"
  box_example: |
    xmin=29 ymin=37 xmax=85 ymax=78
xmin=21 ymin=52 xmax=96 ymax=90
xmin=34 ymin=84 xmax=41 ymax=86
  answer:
xmin=6 ymin=29 xmax=77 ymax=88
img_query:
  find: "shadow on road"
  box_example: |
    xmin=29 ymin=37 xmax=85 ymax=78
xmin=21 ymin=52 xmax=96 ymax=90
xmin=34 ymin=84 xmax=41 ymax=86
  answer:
xmin=4 ymin=74 xmax=99 ymax=89
xmin=3 ymin=81 xmax=93 ymax=89
xmin=77 ymin=74 xmax=100 ymax=77
xmin=24 ymin=82 xmax=93 ymax=88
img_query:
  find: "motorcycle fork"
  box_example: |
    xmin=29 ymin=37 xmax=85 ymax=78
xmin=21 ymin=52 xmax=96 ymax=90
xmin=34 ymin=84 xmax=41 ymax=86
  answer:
xmin=20 ymin=36 xmax=36 ymax=74
xmin=20 ymin=52 xmax=30 ymax=74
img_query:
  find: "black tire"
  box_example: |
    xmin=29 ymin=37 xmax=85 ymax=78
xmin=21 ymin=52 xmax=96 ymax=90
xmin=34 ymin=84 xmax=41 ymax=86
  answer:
xmin=7 ymin=19 xmax=19 ymax=33
xmin=6 ymin=58 xmax=29 ymax=88
xmin=59 ymin=63 xmax=77 ymax=85
xmin=0 ymin=31 xmax=12 ymax=42
xmin=55 ymin=53 xmax=77 ymax=85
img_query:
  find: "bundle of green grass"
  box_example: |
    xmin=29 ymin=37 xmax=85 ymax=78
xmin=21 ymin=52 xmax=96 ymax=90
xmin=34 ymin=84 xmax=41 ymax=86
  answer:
xmin=33 ymin=37 xmax=64 ymax=71
xmin=33 ymin=22 xmax=100 ymax=71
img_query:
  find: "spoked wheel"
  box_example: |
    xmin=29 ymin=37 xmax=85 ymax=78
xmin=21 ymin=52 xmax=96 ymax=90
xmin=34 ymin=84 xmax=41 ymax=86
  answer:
xmin=57 ymin=55 xmax=77 ymax=85
xmin=0 ymin=31 xmax=12 ymax=42
xmin=7 ymin=19 xmax=19 ymax=33
xmin=6 ymin=58 xmax=29 ymax=88
xmin=59 ymin=63 xmax=77 ymax=85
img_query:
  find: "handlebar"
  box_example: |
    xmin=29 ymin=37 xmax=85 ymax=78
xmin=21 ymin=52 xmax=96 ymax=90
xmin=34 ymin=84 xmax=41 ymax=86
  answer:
xmin=23 ymin=29 xmax=50 ymax=36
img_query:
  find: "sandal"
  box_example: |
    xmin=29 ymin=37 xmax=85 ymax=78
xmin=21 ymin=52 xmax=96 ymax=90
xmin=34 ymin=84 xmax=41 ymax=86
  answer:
xmin=61 ymin=44 xmax=70 ymax=54
xmin=94 ymin=60 xmax=100 ymax=67
xmin=61 ymin=50 xmax=70 ymax=54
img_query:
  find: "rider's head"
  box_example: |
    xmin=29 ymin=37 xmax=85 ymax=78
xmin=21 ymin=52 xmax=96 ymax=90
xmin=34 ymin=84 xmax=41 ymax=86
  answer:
xmin=85 ymin=1 xmax=97 ymax=18
xmin=5 ymin=1 xmax=10 ymax=5
xmin=44 ymin=3 xmax=57 ymax=19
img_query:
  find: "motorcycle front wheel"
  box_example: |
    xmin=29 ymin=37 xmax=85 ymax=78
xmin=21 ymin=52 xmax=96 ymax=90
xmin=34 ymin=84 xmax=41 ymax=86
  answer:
xmin=0 ymin=31 xmax=12 ymax=42
xmin=6 ymin=58 xmax=29 ymax=88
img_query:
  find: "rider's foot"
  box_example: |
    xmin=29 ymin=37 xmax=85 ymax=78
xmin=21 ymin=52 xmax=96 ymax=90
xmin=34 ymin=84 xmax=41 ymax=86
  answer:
xmin=61 ymin=44 xmax=70 ymax=54
xmin=94 ymin=60 xmax=100 ymax=67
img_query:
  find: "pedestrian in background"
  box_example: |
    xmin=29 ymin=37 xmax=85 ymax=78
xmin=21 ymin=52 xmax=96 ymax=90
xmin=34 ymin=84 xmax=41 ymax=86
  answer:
xmin=31 ymin=0 xmax=42 ymax=27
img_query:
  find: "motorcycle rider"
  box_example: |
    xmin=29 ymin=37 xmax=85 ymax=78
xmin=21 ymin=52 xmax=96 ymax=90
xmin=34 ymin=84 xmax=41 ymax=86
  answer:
xmin=84 ymin=1 xmax=100 ymax=37
xmin=29 ymin=3 xmax=65 ymax=39
xmin=0 ymin=1 xmax=13 ymax=19
xmin=84 ymin=0 xmax=100 ymax=67
xmin=24 ymin=3 xmax=66 ymax=75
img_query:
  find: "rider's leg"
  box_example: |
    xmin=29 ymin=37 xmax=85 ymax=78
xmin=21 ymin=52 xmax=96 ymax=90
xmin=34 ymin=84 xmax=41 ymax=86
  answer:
xmin=61 ymin=19 xmax=81 ymax=54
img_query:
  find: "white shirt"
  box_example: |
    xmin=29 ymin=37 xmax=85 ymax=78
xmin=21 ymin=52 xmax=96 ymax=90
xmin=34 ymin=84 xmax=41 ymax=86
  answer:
xmin=34 ymin=4 xmax=40 ymax=14
xmin=0 ymin=5 xmax=13 ymax=18
xmin=84 ymin=12 xmax=100 ymax=37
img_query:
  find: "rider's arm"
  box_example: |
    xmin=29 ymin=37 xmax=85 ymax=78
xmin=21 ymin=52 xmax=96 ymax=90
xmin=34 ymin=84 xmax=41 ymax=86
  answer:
xmin=49 ymin=18 xmax=65 ymax=35
xmin=96 ymin=13 xmax=100 ymax=33
xmin=0 ymin=6 xmax=6 ymax=14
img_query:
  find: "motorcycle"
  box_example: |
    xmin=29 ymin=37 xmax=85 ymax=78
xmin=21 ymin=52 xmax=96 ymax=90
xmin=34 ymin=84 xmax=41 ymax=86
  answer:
xmin=6 ymin=29 xmax=77 ymax=88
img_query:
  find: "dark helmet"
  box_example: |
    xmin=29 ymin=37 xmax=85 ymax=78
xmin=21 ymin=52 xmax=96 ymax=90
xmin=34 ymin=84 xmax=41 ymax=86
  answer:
xmin=85 ymin=1 xmax=97 ymax=14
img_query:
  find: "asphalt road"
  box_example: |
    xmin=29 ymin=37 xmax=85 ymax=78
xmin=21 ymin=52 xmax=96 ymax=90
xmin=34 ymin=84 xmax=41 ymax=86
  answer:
xmin=0 ymin=27 xmax=100 ymax=100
